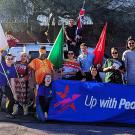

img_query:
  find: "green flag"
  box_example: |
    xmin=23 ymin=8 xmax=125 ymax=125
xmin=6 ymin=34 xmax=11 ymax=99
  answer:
xmin=48 ymin=27 xmax=64 ymax=69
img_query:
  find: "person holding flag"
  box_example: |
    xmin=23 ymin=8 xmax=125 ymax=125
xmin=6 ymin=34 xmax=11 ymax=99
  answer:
xmin=29 ymin=46 xmax=54 ymax=88
xmin=0 ymin=24 xmax=17 ymax=118
xmin=29 ymin=46 xmax=54 ymax=111
xmin=0 ymin=54 xmax=17 ymax=118
xmin=65 ymin=19 xmax=78 ymax=56
xmin=65 ymin=0 xmax=85 ymax=57
xmin=65 ymin=11 xmax=85 ymax=57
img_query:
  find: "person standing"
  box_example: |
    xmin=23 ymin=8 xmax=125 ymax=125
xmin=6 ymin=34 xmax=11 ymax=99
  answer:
xmin=103 ymin=47 xmax=125 ymax=84
xmin=122 ymin=36 xmax=135 ymax=85
xmin=11 ymin=52 xmax=34 ymax=116
xmin=77 ymin=43 xmax=95 ymax=73
xmin=0 ymin=54 xmax=17 ymax=118
xmin=65 ymin=19 xmax=82 ymax=57
xmin=29 ymin=46 xmax=54 ymax=87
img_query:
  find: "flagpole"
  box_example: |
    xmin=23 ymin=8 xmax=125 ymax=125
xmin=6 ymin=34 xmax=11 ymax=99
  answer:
xmin=82 ymin=0 xmax=86 ymax=9
xmin=61 ymin=24 xmax=65 ymax=79
xmin=0 ymin=24 xmax=16 ymax=98
xmin=0 ymin=61 xmax=13 ymax=93
xmin=62 ymin=24 xmax=65 ymax=59
xmin=0 ymin=54 xmax=23 ymax=101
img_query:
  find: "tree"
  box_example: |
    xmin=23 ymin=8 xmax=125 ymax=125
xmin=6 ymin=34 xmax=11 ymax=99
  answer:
xmin=0 ymin=0 xmax=135 ymax=48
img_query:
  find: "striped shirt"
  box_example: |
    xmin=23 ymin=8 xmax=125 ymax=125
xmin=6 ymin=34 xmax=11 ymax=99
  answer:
xmin=63 ymin=59 xmax=80 ymax=78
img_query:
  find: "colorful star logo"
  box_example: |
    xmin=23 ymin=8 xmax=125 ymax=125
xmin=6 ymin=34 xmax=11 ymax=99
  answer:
xmin=54 ymin=85 xmax=80 ymax=113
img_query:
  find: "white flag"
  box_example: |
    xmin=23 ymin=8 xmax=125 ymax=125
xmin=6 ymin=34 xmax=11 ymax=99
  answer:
xmin=0 ymin=24 xmax=8 ymax=51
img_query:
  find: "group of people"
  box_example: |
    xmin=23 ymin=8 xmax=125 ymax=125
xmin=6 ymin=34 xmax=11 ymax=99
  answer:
xmin=64 ymin=19 xmax=135 ymax=85
xmin=62 ymin=43 xmax=100 ymax=82
xmin=103 ymin=36 xmax=135 ymax=85
xmin=63 ymin=36 xmax=135 ymax=85
xmin=0 ymin=19 xmax=135 ymax=122
xmin=0 ymin=46 xmax=54 ymax=120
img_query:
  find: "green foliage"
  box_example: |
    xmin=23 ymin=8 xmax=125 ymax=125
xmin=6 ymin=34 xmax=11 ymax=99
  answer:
xmin=0 ymin=0 xmax=135 ymax=48
xmin=0 ymin=0 xmax=115 ymax=24
xmin=0 ymin=0 xmax=27 ymax=16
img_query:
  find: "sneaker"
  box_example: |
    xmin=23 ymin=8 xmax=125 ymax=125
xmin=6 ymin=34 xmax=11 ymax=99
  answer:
xmin=12 ymin=104 xmax=18 ymax=115
xmin=6 ymin=114 xmax=15 ymax=119
xmin=44 ymin=112 xmax=48 ymax=120
xmin=23 ymin=105 xmax=28 ymax=116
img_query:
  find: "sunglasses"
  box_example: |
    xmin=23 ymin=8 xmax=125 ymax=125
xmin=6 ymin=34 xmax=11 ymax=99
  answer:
xmin=129 ymin=42 xmax=135 ymax=45
xmin=112 ymin=52 xmax=118 ymax=54
xmin=68 ymin=53 xmax=74 ymax=55
xmin=21 ymin=55 xmax=27 ymax=57
xmin=6 ymin=58 xmax=13 ymax=61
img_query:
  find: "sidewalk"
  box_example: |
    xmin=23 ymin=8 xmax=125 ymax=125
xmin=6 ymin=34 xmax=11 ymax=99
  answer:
xmin=0 ymin=112 xmax=37 ymax=123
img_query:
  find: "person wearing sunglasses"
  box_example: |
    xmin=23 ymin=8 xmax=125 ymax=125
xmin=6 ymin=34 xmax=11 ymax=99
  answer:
xmin=122 ymin=36 xmax=135 ymax=84
xmin=103 ymin=47 xmax=125 ymax=84
xmin=62 ymin=51 xmax=81 ymax=80
xmin=0 ymin=54 xmax=17 ymax=118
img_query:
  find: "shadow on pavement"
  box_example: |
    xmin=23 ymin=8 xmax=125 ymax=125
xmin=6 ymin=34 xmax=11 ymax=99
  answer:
xmin=1 ymin=112 xmax=135 ymax=135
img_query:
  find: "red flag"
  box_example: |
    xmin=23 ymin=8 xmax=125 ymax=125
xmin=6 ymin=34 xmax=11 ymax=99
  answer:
xmin=76 ymin=8 xmax=85 ymax=38
xmin=93 ymin=22 xmax=107 ymax=65
xmin=5 ymin=32 xmax=20 ymax=48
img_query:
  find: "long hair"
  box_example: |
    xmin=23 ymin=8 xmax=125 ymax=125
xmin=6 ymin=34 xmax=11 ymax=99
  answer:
xmin=40 ymin=74 xmax=52 ymax=87
xmin=86 ymin=65 xmax=102 ymax=82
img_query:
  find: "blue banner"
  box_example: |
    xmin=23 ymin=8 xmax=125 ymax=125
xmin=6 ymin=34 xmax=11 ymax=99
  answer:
xmin=48 ymin=80 xmax=135 ymax=124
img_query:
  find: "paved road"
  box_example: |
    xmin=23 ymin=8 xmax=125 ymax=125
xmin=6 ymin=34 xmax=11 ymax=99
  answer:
xmin=0 ymin=112 xmax=135 ymax=135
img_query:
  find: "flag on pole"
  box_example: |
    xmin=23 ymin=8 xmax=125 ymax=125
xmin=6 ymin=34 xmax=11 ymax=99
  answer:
xmin=93 ymin=22 xmax=107 ymax=65
xmin=76 ymin=8 xmax=85 ymax=39
xmin=5 ymin=31 xmax=19 ymax=47
xmin=0 ymin=24 xmax=8 ymax=51
xmin=48 ymin=27 xmax=64 ymax=69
